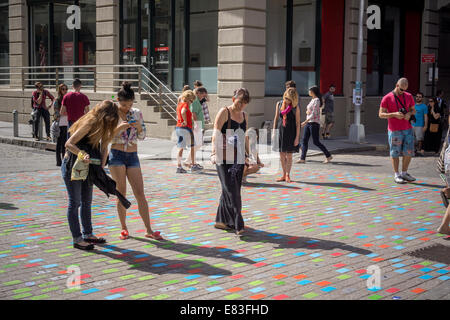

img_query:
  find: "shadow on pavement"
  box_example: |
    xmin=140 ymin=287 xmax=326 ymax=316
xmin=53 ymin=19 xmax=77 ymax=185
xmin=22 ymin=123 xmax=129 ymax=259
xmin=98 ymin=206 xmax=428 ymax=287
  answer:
xmin=410 ymin=182 xmax=445 ymax=189
xmin=243 ymin=182 xmax=302 ymax=190
xmin=0 ymin=202 xmax=19 ymax=210
xmin=132 ymin=237 xmax=256 ymax=265
xmin=93 ymin=243 xmax=233 ymax=276
xmin=239 ymin=228 xmax=373 ymax=255
xmin=295 ymin=181 xmax=375 ymax=191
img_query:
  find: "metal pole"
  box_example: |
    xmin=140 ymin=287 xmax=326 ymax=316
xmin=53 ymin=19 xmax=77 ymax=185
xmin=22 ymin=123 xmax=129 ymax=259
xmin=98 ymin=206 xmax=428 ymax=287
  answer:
xmin=13 ymin=110 xmax=19 ymax=137
xmin=349 ymin=0 xmax=366 ymax=143
xmin=355 ymin=0 xmax=364 ymax=127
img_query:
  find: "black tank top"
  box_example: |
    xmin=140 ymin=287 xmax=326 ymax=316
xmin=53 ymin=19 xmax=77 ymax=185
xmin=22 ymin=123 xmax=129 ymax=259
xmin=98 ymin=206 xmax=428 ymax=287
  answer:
xmin=221 ymin=108 xmax=247 ymax=133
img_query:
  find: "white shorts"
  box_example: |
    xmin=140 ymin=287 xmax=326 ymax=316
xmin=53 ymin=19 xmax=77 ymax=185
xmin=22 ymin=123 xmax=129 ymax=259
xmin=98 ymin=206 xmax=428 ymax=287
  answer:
xmin=413 ymin=126 xmax=424 ymax=141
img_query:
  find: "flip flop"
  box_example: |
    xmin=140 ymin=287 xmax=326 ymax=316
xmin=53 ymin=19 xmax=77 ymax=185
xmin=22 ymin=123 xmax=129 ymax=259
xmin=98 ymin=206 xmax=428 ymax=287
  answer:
xmin=145 ymin=231 xmax=163 ymax=240
xmin=119 ymin=230 xmax=129 ymax=240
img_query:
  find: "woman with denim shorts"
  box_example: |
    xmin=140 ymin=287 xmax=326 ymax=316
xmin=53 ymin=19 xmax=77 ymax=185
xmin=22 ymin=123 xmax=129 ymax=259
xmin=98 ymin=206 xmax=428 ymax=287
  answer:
xmin=109 ymin=82 xmax=162 ymax=241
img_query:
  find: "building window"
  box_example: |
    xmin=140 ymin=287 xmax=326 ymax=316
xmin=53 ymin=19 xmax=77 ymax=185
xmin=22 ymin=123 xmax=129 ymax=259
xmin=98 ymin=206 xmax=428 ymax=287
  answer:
xmin=0 ymin=1 xmax=9 ymax=69
xmin=189 ymin=0 xmax=218 ymax=93
xmin=79 ymin=0 xmax=96 ymax=66
xmin=54 ymin=2 xmax=74 ymax=65
xmin=291 ymin=0 xmax=318 ymax=94
xmin=367 ymin=5 xmax=402 ymax=96
xmin=266 ymin=0 xmax=320 ymax=96
xmin=29 ymin=1 xmax=96 ymax=68
xmin=173 ymin=0 xmax=185 ymax=91
xmin=30 ymin=3 xmax=49 ymax=68
xmin=266 ymin=0 xmax=287 ymax=96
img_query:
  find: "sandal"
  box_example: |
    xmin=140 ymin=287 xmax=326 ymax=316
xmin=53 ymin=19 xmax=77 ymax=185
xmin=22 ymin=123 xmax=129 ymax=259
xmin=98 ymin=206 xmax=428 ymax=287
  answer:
xmin=85 ymin=237 xmax=107 ymax=244
xmin=119 ymin=230 xmax=129 ymax=240
xmin=73 ymin=242 xmax=94 ymax=251
xmin=236 ymin=229 xmax=245 ymax=236
xmin=286 ymin=175 xmax=292 ymax=183
xmin=276 ymin=176 xmax=286 ymax=182
xmin=145 ymin=231 xmax=163 ymax=240
xmin=214 ymin=223 xmax=232 ymax=230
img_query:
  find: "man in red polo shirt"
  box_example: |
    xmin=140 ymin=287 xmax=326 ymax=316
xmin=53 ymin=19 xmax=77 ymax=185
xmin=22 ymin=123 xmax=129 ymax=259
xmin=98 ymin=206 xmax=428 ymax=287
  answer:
xmin=379 ymin=78 xmax=416 ymax=184
xmin=61 ymin=78 xmax=90 ymax=128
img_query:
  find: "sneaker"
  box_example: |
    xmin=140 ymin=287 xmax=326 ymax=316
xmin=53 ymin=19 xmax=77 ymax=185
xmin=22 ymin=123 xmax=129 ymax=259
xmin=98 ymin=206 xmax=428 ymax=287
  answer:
xmin=176 ymin=167 xmax=187 ymax=174
xmin=401 ymin=172 xmax=416 ymax=182
xmin=191 ymin=164 xmax=203 ymax=172
xmin=394 ymin=175 xmax=407 ymax=184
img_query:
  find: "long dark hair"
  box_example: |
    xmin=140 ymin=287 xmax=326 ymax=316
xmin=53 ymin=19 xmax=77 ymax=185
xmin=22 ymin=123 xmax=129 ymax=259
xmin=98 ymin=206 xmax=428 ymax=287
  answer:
xmin=428 ymin=97 xmax=440 ymax=112
xmin=309 ymin=86 xmax=323 ymax=107
xmin=118 ymin=82 xmax=135 ymax=101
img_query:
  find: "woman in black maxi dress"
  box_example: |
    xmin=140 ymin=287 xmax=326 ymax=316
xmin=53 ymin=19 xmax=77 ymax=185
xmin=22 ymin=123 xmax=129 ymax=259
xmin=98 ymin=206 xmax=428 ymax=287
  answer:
xmin=424 ymin=97 xmax=443 ymax=154
xmin=211 ymin=88 xmax=250 ymax=236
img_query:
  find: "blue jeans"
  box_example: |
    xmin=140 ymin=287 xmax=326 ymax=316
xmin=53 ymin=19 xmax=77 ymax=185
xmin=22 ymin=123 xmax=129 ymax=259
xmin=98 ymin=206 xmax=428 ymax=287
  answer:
xmin=301 ymin=122 xmax=331 ymax=160
xmin=61 ymin=158 xmax=94 ymax=243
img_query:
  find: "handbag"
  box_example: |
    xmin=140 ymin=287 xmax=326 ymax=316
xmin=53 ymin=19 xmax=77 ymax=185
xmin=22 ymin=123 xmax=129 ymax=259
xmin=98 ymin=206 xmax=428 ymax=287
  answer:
xmin=430 ymin=123 xmax=439 ymax=133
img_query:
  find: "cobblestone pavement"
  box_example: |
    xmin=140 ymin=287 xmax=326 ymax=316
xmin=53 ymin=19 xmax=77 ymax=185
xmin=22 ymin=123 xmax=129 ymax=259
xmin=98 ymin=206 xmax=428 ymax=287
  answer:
xmin=0 ymin=144 xmax=449 ymax=301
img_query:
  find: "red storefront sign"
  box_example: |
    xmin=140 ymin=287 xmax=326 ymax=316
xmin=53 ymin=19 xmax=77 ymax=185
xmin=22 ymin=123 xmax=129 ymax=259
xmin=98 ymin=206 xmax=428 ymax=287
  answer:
xmin=421 ymin=54 xmax=436 ymax=64
xmin=155 ymin=47 xmax=169 ymax=52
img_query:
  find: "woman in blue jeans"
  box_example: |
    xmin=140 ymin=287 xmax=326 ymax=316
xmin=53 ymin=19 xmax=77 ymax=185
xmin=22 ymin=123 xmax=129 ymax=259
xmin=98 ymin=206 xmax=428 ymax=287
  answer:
xmin=298 ymin=86 xmax=333 ymax=164
xmin=62 ymin=100 xmax=119 ymax=250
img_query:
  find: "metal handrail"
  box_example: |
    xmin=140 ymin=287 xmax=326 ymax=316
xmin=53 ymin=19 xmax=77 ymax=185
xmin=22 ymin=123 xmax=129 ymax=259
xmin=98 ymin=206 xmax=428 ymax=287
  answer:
xmin=0 ymin=64 xmax=179 ymax=121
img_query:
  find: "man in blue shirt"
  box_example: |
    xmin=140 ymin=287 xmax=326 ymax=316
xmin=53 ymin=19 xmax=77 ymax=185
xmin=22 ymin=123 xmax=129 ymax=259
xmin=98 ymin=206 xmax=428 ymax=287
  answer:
xmin=412 ymin=92 xmax=428 ymax=156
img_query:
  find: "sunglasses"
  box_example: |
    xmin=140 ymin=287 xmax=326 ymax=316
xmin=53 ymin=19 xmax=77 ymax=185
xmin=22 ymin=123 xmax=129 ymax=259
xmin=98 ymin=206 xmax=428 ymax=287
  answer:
xmin=429 ymin=100 xmax=434 ymax=103
xmin=399 ymin=88 xmax=406 ymax=92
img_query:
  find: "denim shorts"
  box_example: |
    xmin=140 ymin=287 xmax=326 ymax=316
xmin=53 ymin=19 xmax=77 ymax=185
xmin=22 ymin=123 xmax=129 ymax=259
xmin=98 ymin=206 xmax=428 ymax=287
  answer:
xmin=108 ymin=149 xmax=140 ymax=168
xmin=176 ymin=127 xmax=194 ymax=149
xmin=388 ymin=129 xmax=415 ymax=158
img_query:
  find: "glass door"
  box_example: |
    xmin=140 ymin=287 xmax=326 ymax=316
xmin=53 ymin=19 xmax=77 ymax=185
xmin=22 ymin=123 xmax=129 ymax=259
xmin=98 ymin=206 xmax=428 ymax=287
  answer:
xmin=151 ymin=0 xmax=171 ymax=84
xmin=121 ymin=0 xmax=173 ymax=86
xmin=121 ymin=0 xmax=139 ymax=65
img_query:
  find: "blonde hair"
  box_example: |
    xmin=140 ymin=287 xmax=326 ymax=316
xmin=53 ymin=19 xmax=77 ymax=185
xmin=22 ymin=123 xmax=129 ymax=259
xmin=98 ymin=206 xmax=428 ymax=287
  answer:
xmin=68 ymin=100 xmax=119 ymax=149
xmin=181 ymin=90 xmax=196 ymax=103
xmin=283 ymin=88 xmax=298 ymax=108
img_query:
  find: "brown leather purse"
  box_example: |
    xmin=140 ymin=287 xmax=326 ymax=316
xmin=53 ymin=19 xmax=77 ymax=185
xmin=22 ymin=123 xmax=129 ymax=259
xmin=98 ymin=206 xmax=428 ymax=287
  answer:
xmin=430 ymin=123 xmax=439 ymax=133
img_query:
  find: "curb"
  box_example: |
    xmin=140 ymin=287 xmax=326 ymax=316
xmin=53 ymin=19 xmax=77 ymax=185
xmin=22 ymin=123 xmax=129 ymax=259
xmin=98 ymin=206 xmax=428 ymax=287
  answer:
xmin=0 ymin=135 xmax=56 ymax=151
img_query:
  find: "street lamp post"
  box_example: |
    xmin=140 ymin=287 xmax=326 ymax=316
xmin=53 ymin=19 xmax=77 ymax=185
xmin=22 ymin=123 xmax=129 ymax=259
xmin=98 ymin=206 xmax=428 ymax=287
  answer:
xmin=349 ymin=0 xmax=366 ymax=143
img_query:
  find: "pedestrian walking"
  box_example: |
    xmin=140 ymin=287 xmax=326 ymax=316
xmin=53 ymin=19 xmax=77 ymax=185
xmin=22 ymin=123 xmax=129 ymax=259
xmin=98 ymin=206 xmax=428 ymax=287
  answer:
xmin=184 ymin=87 xmax=207 ymax=168
xmin=412 ymin=92 xmax=428 ymax=157
xmin=379 ymin=78 xmax=416 ymax=184
xmin=211 ymin=88 xmax=250 ymax=236
xmin=243 ymin=127 xmax=264 ymax=183
xmin=321 ymin=84 xmax=336 ymax=140
xmin=109 ymin=82 xmax=163 ymax=241
xmin=175 ymin=90 xmax=202 ymax=173
xmin=62 ymin=100 xmax=120 ymax=250
xmin=61 ymin=78 xmax=90 ymax=129
xmin=272 ymin=88 xmax=301 ymax=183
xmin=53 ymin=83 xmax=69 ymax=166
xmin=297 ymin=86 xmax=333 ymax=164
xmin=32 ymin=82 xmax=54 ymax=141
xmin=423 ymin=97 xmax=444 ymax=154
